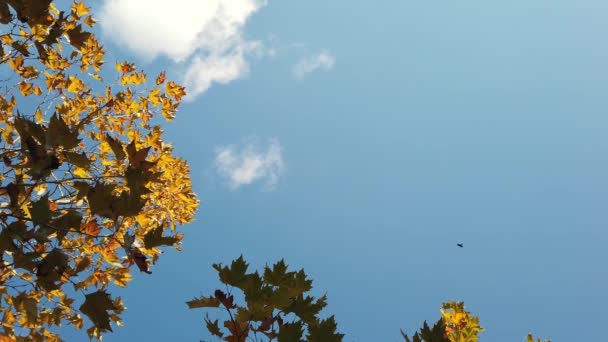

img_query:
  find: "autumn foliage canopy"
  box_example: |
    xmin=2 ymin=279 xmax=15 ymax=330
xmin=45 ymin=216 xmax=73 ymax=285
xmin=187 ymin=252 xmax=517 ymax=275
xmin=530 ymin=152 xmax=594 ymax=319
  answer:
xmin=0 ymin=0 xmax=198 ymax=339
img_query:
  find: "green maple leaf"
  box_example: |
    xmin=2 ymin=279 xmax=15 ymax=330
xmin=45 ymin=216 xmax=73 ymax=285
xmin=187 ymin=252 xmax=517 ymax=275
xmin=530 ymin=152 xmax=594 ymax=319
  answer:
xmin=0 ymin=221 xmax=26 ymax=253
xmin=204 ymin=317 xmax=224 ymax=338
xmin=284 ymin=294 xmax=327 ymax=325
xmin=14 ymin=293 xmax=38 ymax=324
xmin=87 ymin=183 xmax=144 ymax=218
xmin=65 ymin=24 xmax=91 ymax=50
xmin=126 ymin=140 xmax=153 ymax=169
xmin=269 ymin=286 xmax=293 ymax=309
xmin=290 ymin=269 xmax=313 ymax=297
xmin=105 ymin=134 xmax=126 ymax=161
xmin=14 ymin=115 xmax=46 ymax=145
xmin=113 ymin=190 xmax=145 ymax=217
xmin=240 ymin=271 xmax=264 ymax=303
xmin=264 ymin=259 xmax=289 ymax=286
xmin=48 ymin=113 xmax=80 ymax=149
xmin=277 ymin=321 xmax=304 ymax=342
xmin=30 ymin=194 xmax=52 ymax=226
xmin=36 ymin=249 xmax=69 ymax=291
xmin=213 ymin=255 xmax=249 ymax=288
xmin=240 ymin=300 xmax=271 ymax=322
xmin=404 ymin=320 xmax=448 ymax=342
xmin=307 ymin=316 xmax=344 ymax=342
xmin=79 ymin=290 xmax=116 ymax=332
xmin=51 ymin=211 xmax=82 ymax=241
xmin=73 ymin=181 xmax=90 ymax=199
xmin=63 ymin=151 xmax=90 ymax=169
xmin=143 ymin=226 xmax=179 ymax=249
xmin=12 ymin=251 xmax=38 ymax=272
xmin=125 ymin=166 xmax=152 ymax=195
xmin=86 ymin=182 xmax=115 ymax=218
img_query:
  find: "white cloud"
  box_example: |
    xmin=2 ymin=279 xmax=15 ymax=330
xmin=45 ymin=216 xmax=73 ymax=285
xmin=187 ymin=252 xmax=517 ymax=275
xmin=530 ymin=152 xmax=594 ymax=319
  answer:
xmin=214 ymin=139 xmax=285 ymax=190
xmin=293 ymin=51 xmax=336 ymax=79
xmin=99 ymin=0 xmax=267 ymax=98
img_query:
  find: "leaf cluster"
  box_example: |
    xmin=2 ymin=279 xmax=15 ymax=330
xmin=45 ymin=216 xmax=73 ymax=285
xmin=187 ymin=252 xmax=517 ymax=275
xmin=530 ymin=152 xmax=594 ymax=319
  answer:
xmin=187 ymin=256 xmax=344 ymax=342
xmin=401 ymin=301 xmax=483 ymax=342
xmin=401 ymin=319 xmax=450 ymax=342
xmin=400 ymin=301 xmax=549 ymax=342
xmin=0 ymin=1 xmax=198 ymax=340
xmin=526 ymin=334 xmax=551 ymax=342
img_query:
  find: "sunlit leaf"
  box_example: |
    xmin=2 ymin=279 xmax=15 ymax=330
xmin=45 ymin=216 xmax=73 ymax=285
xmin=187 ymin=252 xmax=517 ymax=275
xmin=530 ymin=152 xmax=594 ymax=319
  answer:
xmin=66 ymin=75 xmax=86 ymax=93
xmin=19 ymin=81 xmax=34 ymax=96
xmin=165 ymin=81 xmax=186 ymax=101
xmin=71 ymin=1 xmax=89 ymax=19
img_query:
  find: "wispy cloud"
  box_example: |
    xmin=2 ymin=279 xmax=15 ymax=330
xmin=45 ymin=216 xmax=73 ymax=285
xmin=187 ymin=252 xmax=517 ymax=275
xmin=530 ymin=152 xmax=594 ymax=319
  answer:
xmin=214 ymin=138 xmax=285 ymax=190
xmin=293 ymin=51 xmax=336 ymax=79
xmin=99 ymin=0 xmax=268 ymax=99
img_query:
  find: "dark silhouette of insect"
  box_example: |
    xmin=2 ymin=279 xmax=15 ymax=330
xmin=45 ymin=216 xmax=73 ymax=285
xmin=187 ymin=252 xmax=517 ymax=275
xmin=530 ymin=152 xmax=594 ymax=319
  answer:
xmin=457 ymin=243 xmax=463 ymax=248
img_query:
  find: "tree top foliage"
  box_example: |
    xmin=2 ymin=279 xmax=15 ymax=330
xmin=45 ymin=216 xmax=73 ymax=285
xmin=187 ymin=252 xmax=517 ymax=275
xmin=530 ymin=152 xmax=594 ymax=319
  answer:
xmin=0 ymin=0 xmax=199 ymax=339
xmin=188 ymin=256 xmax=345 ymax=342
xmin=190 ymin=257 xmax=551 ymax=342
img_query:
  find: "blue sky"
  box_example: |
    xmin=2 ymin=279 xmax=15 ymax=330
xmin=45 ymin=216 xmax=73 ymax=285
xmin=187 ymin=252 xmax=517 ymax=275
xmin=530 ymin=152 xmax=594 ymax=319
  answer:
xmin=66 ymin=0 xmax=608 ymax=340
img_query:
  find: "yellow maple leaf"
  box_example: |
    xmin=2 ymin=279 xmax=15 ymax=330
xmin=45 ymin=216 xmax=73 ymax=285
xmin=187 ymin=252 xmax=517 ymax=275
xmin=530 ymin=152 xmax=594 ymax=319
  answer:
xmin=34 ymin=108 xmax=44 ymax=123
xmin=73 ymin=167 xmax=89 ymax=178
xmin=0 ymin=34 xmax=13 ymax=45
xmin=21 ymin=66 xmax=38 ymax=79
xmin=71 ymin=1 xmax=89 ymax=19
xmin=31 ymin=24 xmax=49 ymax=41
xmin=112 ymin=269 xmax=132 ymax=287
xmin=18 ymin=81 xmax=33 ymax=96
xmin=84 ymin=15 xmax=97 ymax=27
xmin=67 ymin=76 xmax=86 ymax=93
xmin=149 ymin=88 xmax=161 ymax=106
xmin=8 ymin=55 xmax=23 ymax=72
xmin=161 ymin=98 xmax=176 ymax=121
xmin=165 ymin=81 xmax=186 ymax=101
xmin=121 ymin=72 xmax=146 ymax=86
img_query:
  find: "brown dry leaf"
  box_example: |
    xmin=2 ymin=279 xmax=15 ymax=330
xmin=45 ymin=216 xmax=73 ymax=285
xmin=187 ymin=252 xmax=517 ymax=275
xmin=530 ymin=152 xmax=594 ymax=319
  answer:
xmin=83 ymin=220 xmax=102 ymax=236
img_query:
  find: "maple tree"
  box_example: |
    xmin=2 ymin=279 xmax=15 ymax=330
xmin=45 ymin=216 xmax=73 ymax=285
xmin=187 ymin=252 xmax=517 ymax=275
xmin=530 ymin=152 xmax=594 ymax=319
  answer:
xmin=0 ymin=0 xmax=198 ymax=340
xmin=401 ymin=301 xmax=484 ymax=342
xmin=187 ymin=256 xmax=344 ymax=342
xmin=400 ymin=301 xmax=549 ymax=342
xmin=192 ymin=257 xmax=551 ymax=342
